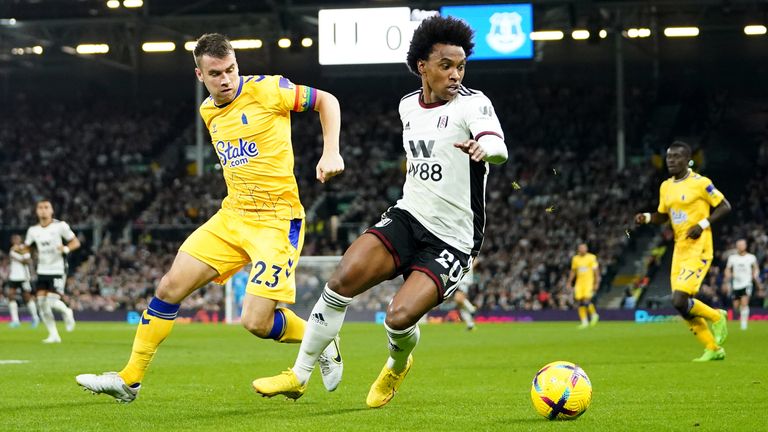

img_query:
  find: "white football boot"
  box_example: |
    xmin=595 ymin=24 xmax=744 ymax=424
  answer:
xmin=317 ymin=336 xmax=343 ymax=391
xmin=76 ymin=372 xmax=140 ymax=403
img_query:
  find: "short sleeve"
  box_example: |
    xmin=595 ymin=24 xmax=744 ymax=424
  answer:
xmin=59 ymin=222 xmax=76 ymax=242
xmin=701 ymin=178 xmax=724 ymax=207
xmin=465 ymin=94 xmax=504 ymax=142
xmin=571 ymin=256 xmax=578 ymax=270
xmin=24 ymin=228 xmax=33 ymax=246
xmin=657 ymin=182 xmax=668 ymax=214
xmin=271 ymin=76 xmax=317 ymax=114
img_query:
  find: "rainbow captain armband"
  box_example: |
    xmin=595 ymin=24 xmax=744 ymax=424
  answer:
xmin=293 ymin=85 xmax=317 ymax=112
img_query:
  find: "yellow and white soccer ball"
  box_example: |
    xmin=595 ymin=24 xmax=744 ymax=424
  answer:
xmin=530 ymin=361 xmax=592 ymax=420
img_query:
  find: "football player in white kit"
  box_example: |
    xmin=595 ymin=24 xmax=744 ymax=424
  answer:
xmin=253 ymin=16 xmax=507 ymax=407
xmin=724 ymin=239 xmax=762 ymax=330
xmin=25 ymin=200 xmax=80 ymax=343
xmin=5 ymin=234 xmax=39 ymax=328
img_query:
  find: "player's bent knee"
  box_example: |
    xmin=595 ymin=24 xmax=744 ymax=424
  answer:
xmin=155 ymin=273 xmax=187 ymax=304
xmin=671 ymin=294 xmax=690 ymax=316
xmin=385 ymin=307 xmax=418 ymax=330
xmin=241 ymin=314 xmax=273 ymax=338
xmin=327 ymin=271 xmax=360 ymax=298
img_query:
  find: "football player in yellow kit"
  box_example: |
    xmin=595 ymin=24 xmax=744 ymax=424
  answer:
xmin=76 ymin=33 xmax=345 ymax=402
xmin=635 ymin=141 xmax=731 ymax=362
xmin=567 ymin=243 xmax=600 ymax=328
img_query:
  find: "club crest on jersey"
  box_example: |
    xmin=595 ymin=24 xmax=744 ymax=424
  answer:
xmin=437 ymin=115 xmax=449 ymax=129
xmin=670 ymin=209 xmax=688 ymax=225
xmin=216 ymin=138 xmax=259 ymax=168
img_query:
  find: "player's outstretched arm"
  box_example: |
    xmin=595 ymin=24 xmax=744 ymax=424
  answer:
xmin=686 ymin=197 xmax=731 ymax=239
xmin=313 ymin=89 xmax=344 ymax=183
xmin=453 ymin=136 xmax=508 ymax=164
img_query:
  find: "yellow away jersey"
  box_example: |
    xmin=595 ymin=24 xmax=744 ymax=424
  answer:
xmin=657 ymin=170 xmax=725 ymax=260
xmin=571 ymin=253 xmax=598 ymax=288
xmin=199 ymin=75 xmax=318 ymax=220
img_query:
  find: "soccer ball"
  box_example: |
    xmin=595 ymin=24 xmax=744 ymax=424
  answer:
xmin=530 ymin=361 xmax=592 ymax=420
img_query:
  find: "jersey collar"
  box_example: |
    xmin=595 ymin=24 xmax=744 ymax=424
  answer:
xmin=419 ymin=90 xmax=449 ymax=109
xmin=673 ymin=168 xmax=692 ymax=183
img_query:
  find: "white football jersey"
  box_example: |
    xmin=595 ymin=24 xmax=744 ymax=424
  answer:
xmin=9 ymin=249 xmax=31 ymax=282
xmin=726 ymin=252 xmax=758 ymax=289
xmin=395 ymin=86 xmax=505 ymax=255
xmin=24 ymin=220 xmax=76 ymax=275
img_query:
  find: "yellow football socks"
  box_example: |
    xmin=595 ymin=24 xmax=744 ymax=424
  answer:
xmin=274 ymin=307 xmax=306 ymax=343
xmin=578 ymin=306 xmax=588 ymax=323
xmin=119 ymin=297 xmax=179 ymax=386
xmin=689 ymin=299 xmax=720 ymax=322
xmin=687 ymin=317 xmax=718 ymax=351
xmin=588 ymin=303 xmax=597 ymax=317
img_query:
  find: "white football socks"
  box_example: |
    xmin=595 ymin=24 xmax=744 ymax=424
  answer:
xmin=459 ymin=309 xmax=475 ymax=329
xmin=8 ymin=300 xmax=19 ymax=324
xmin=741 ymin=306 xmax=749 ymax=330
xmin=27 ymin=299 xmax=39 ymax=324
xmin=461 ymin=298 xmax=477 ymax=314
xmin=292 ymin=285 xmax=352 ymax=385
xmin=38 ymin=296 xmax=60 ymax=339
xmin=385 ymin=322 xmax=420 ymax=373
xmin=47 ymin=293 xmax=69 ymax=316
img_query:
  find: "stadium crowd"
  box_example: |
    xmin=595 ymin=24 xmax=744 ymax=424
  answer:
xmin=2 ymin=85 xmax=766 ymax=314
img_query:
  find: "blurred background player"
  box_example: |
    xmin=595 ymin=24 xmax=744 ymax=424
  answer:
xmin=76 ymin=33 xmax=344 ymax=403
xmin=5 ymin=234 xmax=39 ymax=328
xmin=453 ymin=282 xmax=477 ymax=331
xmin=253 ymin=16 xmax=508 ymax=408
xmin=635 ymin=141 xmax=731 ymax=362
xmin=724 ymin=239 xmax=761 ymax=330
xmin=567 ymin=243 xmax=600 ymax=329
xmin=25 ymin=200 xmax=79 ymax=343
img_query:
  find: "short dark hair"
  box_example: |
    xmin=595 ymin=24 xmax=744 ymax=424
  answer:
xmin=193 ymin=33 xmax=234 ymax=65
xmin=406 ymin=16 xmax=475 ymax=76
xmin=669 ymin=140 xmax=692 ymax=157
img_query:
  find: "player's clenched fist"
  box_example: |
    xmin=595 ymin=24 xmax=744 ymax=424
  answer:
xmin=316 ymin=152 xmax=344 ymax=183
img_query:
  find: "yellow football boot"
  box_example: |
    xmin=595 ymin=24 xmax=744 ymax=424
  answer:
xmin=366 ymin=355 xmax=413 ymax=408
xmin=252 ymin=369 xmax=306 ymax=400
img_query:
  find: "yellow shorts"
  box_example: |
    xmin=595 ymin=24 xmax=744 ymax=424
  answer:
xmin=670 ymin=254 xmax=711 ymax=295
xmin=574 ymin=285 xmax=593 ymax=302
xmin=179 ymin=209 xmax=304 ymax=304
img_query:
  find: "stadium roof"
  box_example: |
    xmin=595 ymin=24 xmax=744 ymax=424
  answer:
xmin=2 ymin=0 xmax=767 ymax=74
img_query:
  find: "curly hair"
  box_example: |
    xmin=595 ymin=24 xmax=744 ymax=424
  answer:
xmin=193 ymin=33 xmax=234 ymax=66
xmin=406 ymin=15 xmax=475 ymax=76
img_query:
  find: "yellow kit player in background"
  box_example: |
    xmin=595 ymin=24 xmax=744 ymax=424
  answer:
xmin=567 ymin=243 xmax=600 ymax=328
xmin=635 ymin=141 xmax=731 ymax=362
xmin=76 ymin=33 xmax=345 ymax=402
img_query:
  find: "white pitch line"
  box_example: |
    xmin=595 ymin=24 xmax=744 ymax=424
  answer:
xmin=0 ymin=360 xmax=30 ymax=365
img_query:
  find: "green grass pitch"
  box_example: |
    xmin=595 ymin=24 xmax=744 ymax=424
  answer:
xmin=1 ymin=321 xmax=766 ymax=431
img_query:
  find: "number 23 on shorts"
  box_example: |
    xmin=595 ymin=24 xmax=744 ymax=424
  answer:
xmin=250 ymin=258 xmax=294 ymax=289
